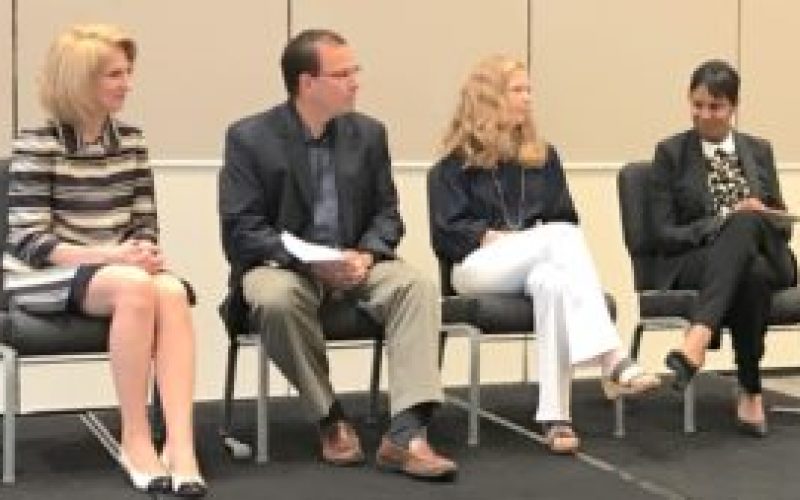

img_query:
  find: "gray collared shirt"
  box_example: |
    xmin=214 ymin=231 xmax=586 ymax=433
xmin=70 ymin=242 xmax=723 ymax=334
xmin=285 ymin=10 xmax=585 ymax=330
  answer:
xmin=302 ymin=123 xmax=340 ymax=246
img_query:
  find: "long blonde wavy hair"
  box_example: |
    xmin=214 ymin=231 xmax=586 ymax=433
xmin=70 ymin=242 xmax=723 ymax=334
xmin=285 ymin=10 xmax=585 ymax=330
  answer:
xmin=441 ymin=55 xmax=547 ymax=169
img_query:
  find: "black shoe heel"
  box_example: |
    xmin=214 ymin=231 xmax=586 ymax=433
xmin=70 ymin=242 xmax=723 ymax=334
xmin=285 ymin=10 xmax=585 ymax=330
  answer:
xmin=665 ymin=350 xmax=699 ymax=391
xmin=736 ymin=417 xmax=768 ymax=438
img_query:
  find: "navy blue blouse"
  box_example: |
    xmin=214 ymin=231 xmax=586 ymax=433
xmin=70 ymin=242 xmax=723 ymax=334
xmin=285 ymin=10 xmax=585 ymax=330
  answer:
xmin=428 ymin=145 xmax=579 ymax=263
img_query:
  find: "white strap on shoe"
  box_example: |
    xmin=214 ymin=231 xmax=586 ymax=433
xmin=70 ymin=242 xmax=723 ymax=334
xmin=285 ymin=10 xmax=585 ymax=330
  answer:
xmin=611 ymin=358 xmax=644 ymax=385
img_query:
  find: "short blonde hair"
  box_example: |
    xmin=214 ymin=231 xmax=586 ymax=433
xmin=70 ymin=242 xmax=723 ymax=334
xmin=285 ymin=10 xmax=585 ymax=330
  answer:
xmin=441 ymin=55 xmax=547 ymax=169
xmin=39 ymin=23 xmax=136 ymax=126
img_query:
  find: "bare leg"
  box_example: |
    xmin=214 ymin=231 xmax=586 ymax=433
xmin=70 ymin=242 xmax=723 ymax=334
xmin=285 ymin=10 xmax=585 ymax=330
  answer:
xmin=680 ymin=323 xmax=714 ymax=368
xmin=738 ymin=393 xmax=765 ymax=423
xmin=151 ymin=274 xmax=200 ymax=478
xmin=82 ymin=265 xmax=163 ymax=474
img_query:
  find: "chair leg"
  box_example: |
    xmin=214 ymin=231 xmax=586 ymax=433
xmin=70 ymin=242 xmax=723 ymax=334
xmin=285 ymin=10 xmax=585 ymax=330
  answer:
xmin=367 ymin=338 xmax=383 ymax=425
xmin=468 ymin=327 xmax=481 ymax=447
xmin=220 ymin=340 xmax=253 ymax=460
xmin=1 ymin=345 xmax=18 ymax=484
xmin=256 ymin=335 xmax=269 ymax=464
xmin=684 ymin=378 xmax=696 ymax=434
xmin=613 ymin=396 xmax=625 ymax=438
xmin=521 ymin=334 xmax=530 ymax=384
xmin=437 ymin=331 xmax=447 ymax=369
xmin=220 ymin=340 xmax=240 ymax=438
xmin=630 ymin=322 xmax=645 ymax=360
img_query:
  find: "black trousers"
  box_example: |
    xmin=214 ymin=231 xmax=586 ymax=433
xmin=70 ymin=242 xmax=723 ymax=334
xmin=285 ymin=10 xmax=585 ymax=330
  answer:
xmin=674 ymin=211 xmax=796 ymax=393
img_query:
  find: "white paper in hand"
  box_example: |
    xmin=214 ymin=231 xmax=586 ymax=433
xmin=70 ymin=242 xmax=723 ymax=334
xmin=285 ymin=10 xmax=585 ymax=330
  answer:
xmin=280 ymin=231 xmax=344 ymax=262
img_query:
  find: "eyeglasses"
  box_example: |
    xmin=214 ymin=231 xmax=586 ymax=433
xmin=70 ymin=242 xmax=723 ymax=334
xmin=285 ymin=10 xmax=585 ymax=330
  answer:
xmin=318 ymin=65 xmax=362 ymax=80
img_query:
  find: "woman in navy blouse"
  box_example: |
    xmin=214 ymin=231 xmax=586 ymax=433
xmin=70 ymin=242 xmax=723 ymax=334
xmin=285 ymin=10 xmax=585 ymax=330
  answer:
xmin=428 ymin=55 xmax=659 ymax=453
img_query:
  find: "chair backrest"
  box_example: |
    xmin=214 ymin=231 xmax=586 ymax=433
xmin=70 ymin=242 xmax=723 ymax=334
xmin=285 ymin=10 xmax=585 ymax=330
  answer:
xmin=437 ymin=256 xmax=456 ymax=297
xmin=616 ymin=162 xmax=661 ymax=291
xmin=426 ymin=161 xmax=458 ymax=298
xmin=1 ymin=158 xmax=9 ymax=303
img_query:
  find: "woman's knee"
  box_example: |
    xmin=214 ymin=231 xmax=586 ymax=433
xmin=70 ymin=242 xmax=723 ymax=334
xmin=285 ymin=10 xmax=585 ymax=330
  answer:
xmin=152 ymin=274 xmax=190 ymax=306
xmin=548 ymin=222 xmax=582 ymax=240
xmin=525 ymin=266 xmax=568 ymax=296
xmin=87 ymin=265 xmax=157 ymax=312
xmin=742 ymin=257 xmax=773 ymax=289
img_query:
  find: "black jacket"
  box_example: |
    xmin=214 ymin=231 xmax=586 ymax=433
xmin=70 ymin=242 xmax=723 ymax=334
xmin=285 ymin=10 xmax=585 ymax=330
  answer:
xmin=218 ymin=102 xmax=404 ymax=333
xmin=650 ymin=128 xmax=788 ymax=288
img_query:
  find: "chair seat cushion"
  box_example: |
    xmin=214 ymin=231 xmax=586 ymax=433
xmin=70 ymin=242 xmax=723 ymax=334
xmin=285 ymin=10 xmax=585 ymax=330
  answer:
xmin=443 ymin=293 xmax=534 ymax=333
xmin=638 ymin=287 xmax=800 ymax=325
xmin=442 ymin=292 xmax=617 ymax=334
xmin=319 ymin=300 xmax=383 ymax=341
xmin=768 ymin=287 xmax=800 ymax=324
xmin=639 ymin=290 xmax=698 ymax=319
xmin=1 ymin=309 xmax=109 ymax=356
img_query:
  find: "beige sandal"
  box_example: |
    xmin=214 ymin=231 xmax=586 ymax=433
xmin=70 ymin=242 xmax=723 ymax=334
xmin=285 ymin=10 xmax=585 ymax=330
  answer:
xmin=543 ymin=423 xmax=580 ymax=454
xmin=601 ymin=358 xmax=661 ymax=400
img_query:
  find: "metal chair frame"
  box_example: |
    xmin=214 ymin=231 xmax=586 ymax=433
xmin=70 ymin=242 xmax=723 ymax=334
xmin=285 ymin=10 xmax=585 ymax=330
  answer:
xmin=219 ymin=329 xmax=383 ymax=463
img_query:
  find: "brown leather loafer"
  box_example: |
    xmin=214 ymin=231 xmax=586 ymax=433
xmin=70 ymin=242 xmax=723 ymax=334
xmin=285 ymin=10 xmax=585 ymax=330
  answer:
xmin=320 ymin=421 xmax=364 ymax=466
xmin=376 ymin=436 xmax=457 ymax=481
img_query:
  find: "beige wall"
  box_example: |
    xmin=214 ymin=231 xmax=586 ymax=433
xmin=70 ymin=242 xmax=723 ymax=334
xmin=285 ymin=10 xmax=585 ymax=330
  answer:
xmin=291 ymin=0 xmax=530 ymax=161
xmin=738 ymin=0 xmax=800 ymax=160
xmin=0 ymin=4 xmax=10 ymax=154
xmin=4 ymin=1 xmax=800 ymax=411
xmin=531 ymin=0 xmax=738 ymax=162
xmin=16 ymin=0 xmax=286 ymax=158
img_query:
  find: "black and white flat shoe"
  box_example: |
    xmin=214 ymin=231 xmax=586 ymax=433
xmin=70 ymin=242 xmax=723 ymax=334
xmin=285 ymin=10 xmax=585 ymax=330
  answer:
xmin=160 ymin=452 xmax=208 ymax=497
xmin=171 ymin=474 xmax=207 ymax=498
xmin=119 ymin=452 xmax=172 ymax=493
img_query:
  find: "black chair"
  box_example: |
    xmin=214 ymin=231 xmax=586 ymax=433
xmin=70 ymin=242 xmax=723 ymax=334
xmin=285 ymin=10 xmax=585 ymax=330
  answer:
xmin=0 ymin=157 xmax=163 ymax=483
xmin=617 ymin=161 xmax=800 ymax=433
xmin=218 ymin=293 xmax=384 ymax=463
xmin=428 ymin=168 xmax=622 ymax=446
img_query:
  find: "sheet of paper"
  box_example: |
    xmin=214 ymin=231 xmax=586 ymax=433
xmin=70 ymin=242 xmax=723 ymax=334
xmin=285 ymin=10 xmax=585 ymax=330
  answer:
xmin=280 ymin=231 xmax=344 ymax=262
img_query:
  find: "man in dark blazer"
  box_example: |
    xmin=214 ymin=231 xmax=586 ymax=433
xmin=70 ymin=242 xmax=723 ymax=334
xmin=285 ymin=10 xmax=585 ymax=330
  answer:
xmin=218 ymin=29 xmax=456 ymax=479
xmin=653 ymin=60 xmax=796 ymax=436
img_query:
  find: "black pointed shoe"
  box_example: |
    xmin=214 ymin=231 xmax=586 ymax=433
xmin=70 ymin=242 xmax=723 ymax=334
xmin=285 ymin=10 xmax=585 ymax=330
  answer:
xmin=735 ymin=417 xmax=768 ymax=438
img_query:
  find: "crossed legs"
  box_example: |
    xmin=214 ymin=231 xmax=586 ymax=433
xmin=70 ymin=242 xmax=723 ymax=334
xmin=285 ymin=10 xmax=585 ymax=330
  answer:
xmin=669 ymin=212 xmax=796 ymax=427
xmin=453 ymin=223 xmax=645 ymax=425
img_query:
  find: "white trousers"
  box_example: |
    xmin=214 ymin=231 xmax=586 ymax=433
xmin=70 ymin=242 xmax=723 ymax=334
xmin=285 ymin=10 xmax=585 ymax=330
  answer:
xmin=452 ymin=223 xmax=620 ymax=422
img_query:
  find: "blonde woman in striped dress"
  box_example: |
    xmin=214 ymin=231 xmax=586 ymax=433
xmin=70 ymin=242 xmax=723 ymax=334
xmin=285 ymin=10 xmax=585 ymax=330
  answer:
xmin=5 ymin=24 xmax=205 ymax=497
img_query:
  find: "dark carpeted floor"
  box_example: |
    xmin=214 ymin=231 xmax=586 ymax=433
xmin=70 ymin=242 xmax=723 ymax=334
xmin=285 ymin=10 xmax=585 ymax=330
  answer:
xmin=2 ymin=374 xmax=799 ymax=499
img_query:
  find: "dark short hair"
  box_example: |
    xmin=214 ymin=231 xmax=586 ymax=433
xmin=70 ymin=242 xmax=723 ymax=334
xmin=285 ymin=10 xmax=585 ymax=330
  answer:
xmin=281 ymin=29 xmax=347 ymax=97
xmin=689 ymin=59 xmax=740 ymax=105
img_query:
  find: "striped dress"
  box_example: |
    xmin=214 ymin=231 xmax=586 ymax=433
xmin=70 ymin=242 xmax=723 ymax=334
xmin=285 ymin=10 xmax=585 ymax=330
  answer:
xmin=4 ymin=119 xmax=158 ymax=313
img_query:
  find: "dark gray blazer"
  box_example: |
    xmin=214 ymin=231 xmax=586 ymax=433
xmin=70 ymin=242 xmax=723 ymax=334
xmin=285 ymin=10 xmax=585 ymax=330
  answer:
xmin=218 ymin=102 xmax=404 ymax=332
xmin=650 ymin=128 xmax=788 ymax=288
